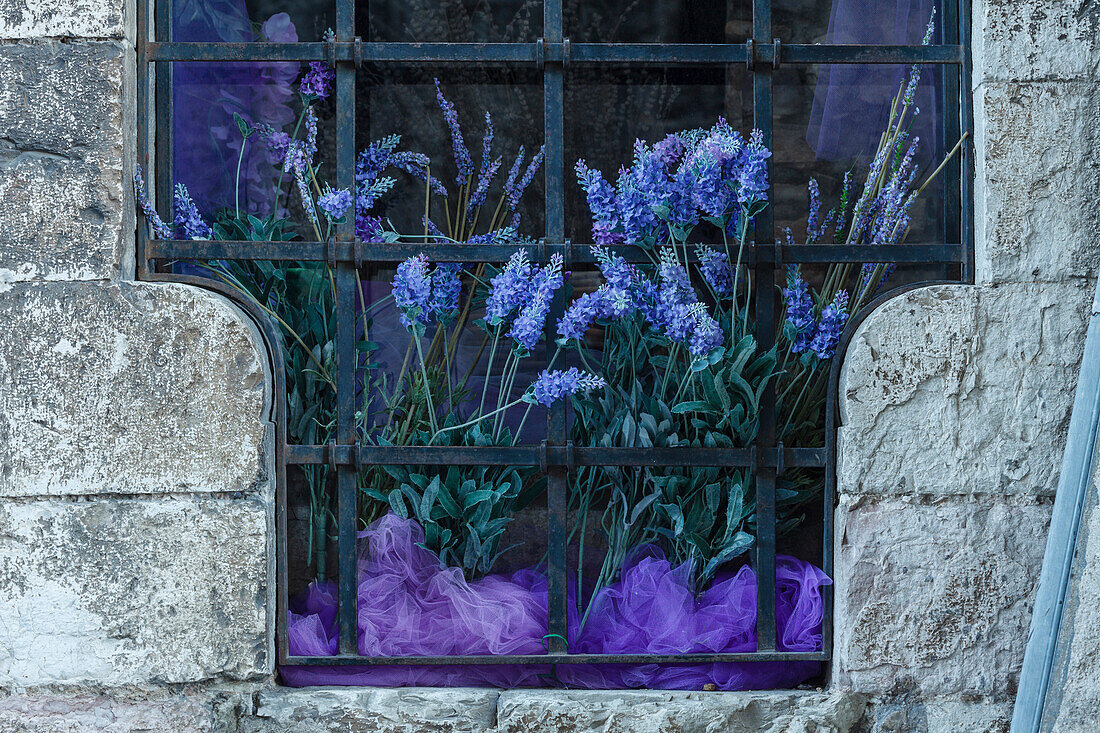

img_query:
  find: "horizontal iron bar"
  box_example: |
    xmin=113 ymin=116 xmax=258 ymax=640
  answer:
xmin=283 ymin=651 xmax=830 ymax=665
xmin=144 ymin=41 xmax=962 ymax=66
xmin=147 ymin=239 xmax=964 ymax=265
xmin=285 ymin=444 xmax=827 ymax=468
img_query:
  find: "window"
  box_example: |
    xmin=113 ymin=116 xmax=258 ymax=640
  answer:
xmin=137 ymin=0 xmax=971 ymax=684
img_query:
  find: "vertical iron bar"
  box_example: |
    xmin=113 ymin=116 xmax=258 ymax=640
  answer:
xmin=940 ymin=0 xmax=961 ymax=276
xmin=136 ymin=0 xmax=150 ymax=277
xmin=153 ymin=0 xmax=173 ymax=239
xmin=544 ymin=0 xmax=569 ymax=655
xmin=959 ymin=0 xmax=974 ymax=283
xmin=752 ymin=0 xmax=778 ymax=653
xmin=335 ymin=0 xmax=359 ymax=657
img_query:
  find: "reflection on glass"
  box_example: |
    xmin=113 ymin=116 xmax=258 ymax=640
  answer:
xmin=565 ymin=0 xmax=750 ymax=43
xmin=364 ymin=0 xmax=541 ymax=42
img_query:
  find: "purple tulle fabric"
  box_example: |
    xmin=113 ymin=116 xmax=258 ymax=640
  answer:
xmin=281 ymin=514 xmax=830 ymax=689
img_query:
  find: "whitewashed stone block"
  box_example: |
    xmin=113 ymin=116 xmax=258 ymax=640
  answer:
xmin=858 ymin=698 xmax=1011 ymax=733
xmin=0 ymin=41 xmax=132 ymax=282
xmin=495 ymin=690 xmax=864 ymax=733
xmin=838 ymin=281 xmax=1089 ymax=497
xmin=245 ymin=688 xmax=500 ymax=733
xmin=833 ymin=497 xmax=1050 ymax=700
xmin=0 ymin=693 xmax=215 ymax=733
xmin=0 ymin=497 xmax=271 ymax=687
xmin=975 ymin=81 xmax=1100 ymax=285
xmin=975 ymin=0 xmax=1100 ymax=85
xmin=0 ymin=281 xmax=271 ymax=497
xmin=0 ymin=0 xmax=127 ymax=39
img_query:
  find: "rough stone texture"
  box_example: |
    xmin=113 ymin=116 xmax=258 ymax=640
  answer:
xmin=0 ymin=0 xmax=127 ymax=39
xmin=838 ymin=281 xmax=1090 ymax=497
xmin=243 ymin=688 xmax=865 ymax=733
xmin=0 ymin=41 xmax=133 ymax=283
xmin=0 ymin=497 xmax=272 ymax=687
xmin=1038 ymin=465 xmax=1100 ymax=732
xmin=974 ymin=81 xmax=1100 ymax=285
xmin=974 ymin=0 xmax=1100 ymax=85
xmin=0 ymin=692 xmax=216 ymax=733
xmin=0 ymin=280 xmax=271 ymax=497
xmin=856 ymin=698 xmax=1011 ymax=733
xmin=833 ymin=497 xmax=1051 ymax=700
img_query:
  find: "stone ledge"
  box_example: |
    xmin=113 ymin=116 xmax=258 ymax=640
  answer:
xmin=0 ymin=40 xmax=133 ymax=282
xmin=0 ymin=280 xmax=272 ymax=497
xmin=838 ymin=280 xmax=1090 ymax=497
xmin=857 ymin=696 xmax=1011 ymax=733
xmin=832 ymin=495 xmax=1050 ymax=700
xmin=0 ymin=497 xmax=272 ymax=688
xmin=244 ymin=687 xmax=866 ymax=733
xmin=0 ymin=0 xmax=128 ymax=40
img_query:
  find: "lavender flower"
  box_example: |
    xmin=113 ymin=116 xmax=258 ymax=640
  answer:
xmin=485 ymin=251 xmax=532 ymax=326
xmin=809 ymin=290 xmax=849 ymax=360
xmin=576 ymin=160 xmax=620 ymax=245
xmin=556 ymin=285 xmax=633 ymax=341
xmin=688 ymin=308 xmax=723 ymax=358
xmin=287 ymin=146 xmax=318 ymax=228
xmin=317 ymin=187 xmax=353 ymax=220
xmin=507 ymin=254 xmax=565 ymax=351
xmin=507 ymin=145 xmax=544 ymax=211
xmin=697 ymin=246 xmax=733 ymax=297
xmin=430 ymin=263 xmax=463 ymax=319
xmin=173 ymin=183 xmax=212 ymax=239
xmin=478 ymin=112 xmax=494 ymax=180
xmin=133 ymin=166 xmax=173 ymax=240
xmin=393 ymin=254 xmax=433 ymax=328
xmin=737 ymin=129 xmax=770 ymax=206
xmin=528 ymin=368 xmax=606 ymax=407
xmin=468 ymin=156 xmax=502 ymax=211
xmin=299 ymin=61 xmax=334 ymax=99
xmin=434 ymin=79 xmax=474 ymax=182
xmin=806 ymin=178 xmax=822 ymax=242
xmin=904 ymin=8 xmax=937 ymax=109
xmin=782 ymin=266 xmax=816 ymax=354
xmin=503 ymin=147 xmax=526 ymax=200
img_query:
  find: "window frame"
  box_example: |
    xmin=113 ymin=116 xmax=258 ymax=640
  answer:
xmin=136 ymin=0 xmax=973 ymax=671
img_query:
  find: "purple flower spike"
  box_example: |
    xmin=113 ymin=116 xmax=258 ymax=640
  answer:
xmin=504 ymin=147 xmax=526 ymax=199
xmin=697 ymin=247 xmax=734 ymax=298
xmin=468 ymin=156 xmax=502 ymax=212
xmin=782 ymin=266 xmax=816 ymax=354
xmin=528 ymin=367 xmax=606 ymax=407
xmin=430 ymin=263 xmax=464 ymax=319
xmin=508 ymin=145 xmax=544 ymax=211
xmin=809 ymin=290 xmax=849 ymax=360
xmin=133 ymin=166 xmax=173 ymax=240
xmin=393 ymin=254 xmax=433 ymax=329
xmin=688 ymin=308 xmax=724 ymax=357
xmin=485 ymin=251 xmax=532 ymax=326
xmin=507 ymin=253 xmax=566 ymax=351
xmin=317 ymin=187 xmax=354 ymax=220
xmin=173 ymin=183 xmax=212 ymax=240
xmin=434 ymin=79 xmax=474 ymax=182
xmin=299 ymin=61 xmax=335 ymax=99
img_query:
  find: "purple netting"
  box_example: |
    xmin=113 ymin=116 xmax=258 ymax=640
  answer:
xmin=281 ymin=513 xmax=830 ymax=689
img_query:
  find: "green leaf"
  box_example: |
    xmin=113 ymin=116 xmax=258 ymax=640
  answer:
xmin=671 ymin=400 xmax=714 ymax=415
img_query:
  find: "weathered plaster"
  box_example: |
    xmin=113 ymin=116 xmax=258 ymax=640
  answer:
xmin=0 ymin=281 xmax=272 ymax=497
xmin=0 ymin=41 xmax=134 ymax=282
xmin=974 ymin=0 xmax=1100 ymax=86
xmin=0 ymin=0 xmax=128 ymax=40
xmin=0 ymin=497 xmax=272 ymax=687
xmin=832 ymin=496 xmax=1050 ymax=701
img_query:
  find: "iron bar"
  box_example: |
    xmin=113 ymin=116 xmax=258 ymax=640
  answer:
xmin=283 ymin=651 xmax=830 ymax=665
xmin=144 ymin=239 xmax=966 ymax=265
xmin=144 ymin=41 xmax=962 ymax=65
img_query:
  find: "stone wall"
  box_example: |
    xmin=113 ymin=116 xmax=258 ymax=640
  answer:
xmin=831 ymin=1 xmax=1100 ymax=730
xmin=0 ymin=0 xmax=1097 ymax=731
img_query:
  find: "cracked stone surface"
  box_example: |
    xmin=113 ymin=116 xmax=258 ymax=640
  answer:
xmin=0 ymin=0 xmax=126 ymax=39
xmin=0 ymin=41 xmax=132 ymax=282
xmin=838 ymin=281 xmax=1090 ymax=497
xmin=0 ymin=497 xmax=272 ymax=687
xmin=0 ymin=281 xmax=272 ymax=497
xmin=975 ymin=0 xmax=1100 ymax=84
xmin=857 ymin=697 xmax=1011 ymax=733
xmin=0 ymin=692 xmax=217 ymax=733
xmin=832 ymin=496 xmax=1050 ymax=700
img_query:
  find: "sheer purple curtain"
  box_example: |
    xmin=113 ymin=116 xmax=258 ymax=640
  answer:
xmin=806 ymin=0 xmax=941 ymax=164
xmin=172 ymin=0 xmax=299 ymax=215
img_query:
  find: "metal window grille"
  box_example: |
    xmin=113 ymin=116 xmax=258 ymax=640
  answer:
xmin=136 ymin=0 xmax=973 ymax=671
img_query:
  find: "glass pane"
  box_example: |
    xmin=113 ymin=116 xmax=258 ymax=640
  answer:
xmin=776 ymin=0 xmax=943 ymax=46
xmin=358 ymin=70 xmax=545 ymax=239
xmin=174 ymin=0 xmax=333 ymax=42
xmin=565 ymin=0 xmax=751 ymax=43
xmin=364 ymin=0 xmax=542 ymax=42
xmin=565 ymin=67 xmax=752 ymax=242
xmin=773 ymin=62 xmax=951 ymax=247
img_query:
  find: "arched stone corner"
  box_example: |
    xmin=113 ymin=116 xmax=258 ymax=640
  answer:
xmin=828 ymin=279 xmax=1093 ymax=717
xmin=0 ymin=278 xmax=277 ymax=687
